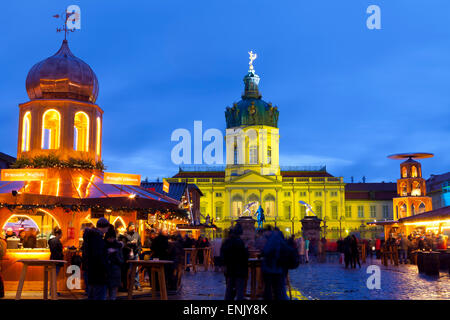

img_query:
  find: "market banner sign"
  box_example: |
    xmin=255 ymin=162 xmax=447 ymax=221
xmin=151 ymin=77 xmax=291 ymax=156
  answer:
xmin=103 ymin=172 xmax=141 ymax=186
xmin=163 ymin=179 xmax=170 ymax=193
xmin=1 ymin=168 xmax=48 ymax=181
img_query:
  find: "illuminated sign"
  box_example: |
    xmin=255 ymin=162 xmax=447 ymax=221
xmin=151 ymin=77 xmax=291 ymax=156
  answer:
xmin=163 ymin=179 xmax=170 ymax=193
xmin=1 ymin=169 xmax=48 ymax=181
xmin=103 ymin=172 xmax=141 ymax=186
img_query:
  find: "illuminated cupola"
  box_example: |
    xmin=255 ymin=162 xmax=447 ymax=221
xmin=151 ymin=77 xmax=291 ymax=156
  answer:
xmin=18 ymin=40 xmax=103 ymax=162
xmin=389 ymin=153 xmax=433 ymax=219
xmin=225 ymin=52 xmax=280 ymax=179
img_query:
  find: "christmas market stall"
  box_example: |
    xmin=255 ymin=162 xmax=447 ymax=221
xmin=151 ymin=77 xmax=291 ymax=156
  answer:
xmin=0 ymin=37 xmax=189 ymax=292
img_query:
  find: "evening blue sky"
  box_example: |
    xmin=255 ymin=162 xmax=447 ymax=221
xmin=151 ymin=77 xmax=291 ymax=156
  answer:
xmin=0 ymin=0 xmax=449 ymax=182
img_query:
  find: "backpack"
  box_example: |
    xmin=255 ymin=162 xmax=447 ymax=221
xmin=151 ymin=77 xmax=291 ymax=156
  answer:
xmin=279 ymin=240 xmax=300 ymax=270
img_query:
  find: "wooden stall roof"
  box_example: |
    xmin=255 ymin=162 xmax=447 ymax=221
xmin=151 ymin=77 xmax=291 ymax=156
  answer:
xmin=398 ymin=206 xmax=450 ymax=223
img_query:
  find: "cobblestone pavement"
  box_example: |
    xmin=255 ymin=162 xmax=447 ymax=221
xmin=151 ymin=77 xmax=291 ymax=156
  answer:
xmin=3 ymin=257 xmax=449 ymax=300
xmin=288 ymin=257 xmax=450 ymax=300
xmin=177 ymin=257 xmax=450 ymax=300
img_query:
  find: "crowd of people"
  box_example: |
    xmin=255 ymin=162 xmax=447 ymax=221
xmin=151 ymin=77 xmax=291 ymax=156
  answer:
xmin=220 ymin=225 xmax=301 ymax=300
xmin=80 ymin=218 xmax=214 ymax=300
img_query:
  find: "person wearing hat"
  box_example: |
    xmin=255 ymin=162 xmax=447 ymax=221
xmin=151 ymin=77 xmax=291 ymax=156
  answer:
xmin=5 ymin=227 xmax=16 ymax=240
xmin=82 ymin=217 xmax=110 ymax=300
xmin=125 ymin=221 xmax=142 ymax=290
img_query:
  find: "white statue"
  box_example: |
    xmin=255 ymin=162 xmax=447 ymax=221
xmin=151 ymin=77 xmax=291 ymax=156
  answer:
xmin=248 ymin=51 xmax=257 ymax=71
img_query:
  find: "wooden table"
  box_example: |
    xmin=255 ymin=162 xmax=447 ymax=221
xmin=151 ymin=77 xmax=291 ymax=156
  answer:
xmin=127 ymin=260 xmax=173 ymax=300
xmin=248 ymin=258 xmax=262 ymax=300
xmin=15 ymin=259 xmax=66 ymax=300
xmin=183 ymin=248 xmax=197 ymax=272
xmin=196 ymin=247 xmax=213 ymax=271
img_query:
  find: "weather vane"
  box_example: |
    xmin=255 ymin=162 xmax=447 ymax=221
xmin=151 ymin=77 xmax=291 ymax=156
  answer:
xmin=53 ymin=5 xmax=81 ymax=40
xmin=248 ymin=50 xmax=257 ymax=71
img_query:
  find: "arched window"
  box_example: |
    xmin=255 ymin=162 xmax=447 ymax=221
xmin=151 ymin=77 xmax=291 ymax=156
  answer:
xmin=264 ymin=194 xmax=275 ymax=217
xmin=96 ymin=117 xmax=101 ymax=156
xmin=402 ymin=167 xmax=407 ymax=178
xmin=22 ymin=111 xmax=31 ymax=152
xmin=267 ymin=146 xmax=272 ymax=164
xmin=232 ymin=194 xmax=243 ymax=218
xmin=411 ymin=166 xmax=418 ymax=178
xmin=411 ymin=181 xmax=421 ymax=196
xmin=399 ymin=203 xmax=407 ymax=219
xmin=418 ymin=202 xmax=426 ymax=214
xmin=247 ymin=194 xmax=260 ymax=215
xmin=74 ymin=112 xmax=90 ymax=152
xmin=400 ymin=182 xmax=407 ymax=196
xmin=233 ymin=143 xmax=238 ymax=165
xmin=42 ymin=109 xmax=61 ymax=149
xmin=2 ymin=210 xmax=60 ymax=248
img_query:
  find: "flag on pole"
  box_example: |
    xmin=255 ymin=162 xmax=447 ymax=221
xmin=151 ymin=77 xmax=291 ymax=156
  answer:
xmin=163 ymin=179 xmax=170 ymax=193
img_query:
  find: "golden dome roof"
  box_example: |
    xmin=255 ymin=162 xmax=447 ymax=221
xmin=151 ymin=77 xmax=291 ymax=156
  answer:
xmin=25 ymin=40 xmax=99 ymax=103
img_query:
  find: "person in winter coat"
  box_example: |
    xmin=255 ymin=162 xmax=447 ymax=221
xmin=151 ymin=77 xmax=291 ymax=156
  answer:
xmin=343 ymin=236 xmax=352 ymax=268
xmin=105 ymin=226 xmax=123 ymax=300
xmin=296 ymin=237 xmax=305 ymax=264
xmin=351 ymin=235 xmax=361 ymax=268
xmin=398 ymin=236 xmax=410 ymax=264
xmin=125 ymin=222 xmax=142 ymax=290
xmin=82 ymin=217 xmax=110 ymax=300
xmin=337 ymin=238 xmax=345 ymax=265
xmin=220 ymin=224 xmax=249 ymax=300
xmin=48 ymin=227 xmax=64 ymax=297
xmin=261 ymin=228 xmax=287 ymax=300
xmin=304 ymin=238 xmax=310 ymax=263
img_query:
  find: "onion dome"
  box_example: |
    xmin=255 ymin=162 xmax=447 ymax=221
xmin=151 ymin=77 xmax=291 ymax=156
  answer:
xmin=225 ymin=61 xmax=279 ymax=129
xmin=25 ymin=40 xmax=99 ymax=103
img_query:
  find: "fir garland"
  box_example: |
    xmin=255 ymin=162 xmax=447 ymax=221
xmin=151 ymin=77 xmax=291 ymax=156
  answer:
xmin=11 ymin=154 xmax=106 ymax=170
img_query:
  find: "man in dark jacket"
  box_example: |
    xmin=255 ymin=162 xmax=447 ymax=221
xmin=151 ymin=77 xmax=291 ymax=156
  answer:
xmin=220 ymin=224 xmax=249 ymax=300
xmin=48 ymin=227 xmax=64 ymax=295
xmin=82 ymin=217 xmax=110 ymax=300
xmin=261 ymin=228 xmax=288 ymax=300
xmin=105 ymin=226 xmax=123 ymax=300
xmin=125 ymin=222 xmax=142 ymax=290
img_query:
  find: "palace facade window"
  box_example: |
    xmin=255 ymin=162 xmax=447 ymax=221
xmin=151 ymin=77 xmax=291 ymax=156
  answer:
xmin=370 ymin=205 xmax=377 ymax=218
xmin=232 ymin=194 xmax=243 ymax=218
xmin=382 ymin=205 xmax=389 ymax=218
xmin=358 ymin=205 xmax=364 ymax=218
xmin=345 ymin=205 xmax=352 ymax=218
xmin=264 ymin=194 xmax=275 ymax=217
xmin=249 ymin=145 xmax=258 ymax=164
xmin=267 ymin=146 xmax=272 ymax=164
xmin=331 ymin=205 xmax=338 ymax=220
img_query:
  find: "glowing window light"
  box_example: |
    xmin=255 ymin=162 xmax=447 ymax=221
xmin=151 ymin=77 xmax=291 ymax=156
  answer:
xmin=96 ymin=117 xmax=101 ymax=156
xmin=21 ymin=112 xmax=31 ymax=152
xmin=56 ymin=179 xmax=60 ymax=197
xmin=403 ymin=219 xmax=450 ymax=226
xmin=85 ymin=174 xmax=94 ymax=198
xmin=74 ymin=111 xmax=89 ymax=152
xmin=40 ymin=180 xmax=44 ymax=194
xmin=76 ymin=176 xmax=83 ymax=196
xmin=41 ymin=109 xmax=60 ymax=149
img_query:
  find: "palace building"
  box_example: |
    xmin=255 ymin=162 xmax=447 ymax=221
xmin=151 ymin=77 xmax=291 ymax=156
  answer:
xmin=166 ymin=55 xmax=395 ymax=238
